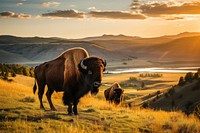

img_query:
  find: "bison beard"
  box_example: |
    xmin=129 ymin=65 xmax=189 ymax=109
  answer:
xmin=33 ymin=47 xmax=106 ymax=115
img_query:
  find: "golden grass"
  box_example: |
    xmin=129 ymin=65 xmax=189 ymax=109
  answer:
xmin=0 ymin=74 xmax=200 ymax=133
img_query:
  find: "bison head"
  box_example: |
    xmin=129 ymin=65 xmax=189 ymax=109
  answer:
xmin=78 ymin=56 xmax=106 ymax=95
xmin=113 ymin=88 xmax=124 ymax=104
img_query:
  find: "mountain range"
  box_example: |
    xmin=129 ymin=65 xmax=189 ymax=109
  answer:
xmin=0 ymin=32 xmax=200 ymax=68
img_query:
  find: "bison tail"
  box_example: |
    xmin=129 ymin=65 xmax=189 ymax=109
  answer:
xmin=33 ymin=80 xmax=37 ymax=94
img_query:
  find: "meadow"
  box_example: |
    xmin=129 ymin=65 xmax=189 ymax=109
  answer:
xmin=0 ymin=74 xmax=200 ymax=133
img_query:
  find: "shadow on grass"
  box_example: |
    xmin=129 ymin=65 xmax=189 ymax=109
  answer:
xmin=0 ymin=107 xmax=74 ymax=123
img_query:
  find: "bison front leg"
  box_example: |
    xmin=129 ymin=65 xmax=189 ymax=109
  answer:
xmin=73 ymin=100 xmax=79 ymax=115
xmin=63 ymin=90 xmax=74 ymax=115
xmin=68 ymin=103 xmax=73 ymax=115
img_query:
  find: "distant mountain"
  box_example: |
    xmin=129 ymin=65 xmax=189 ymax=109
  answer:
xmin=0 ymin=35 xmax=63 ymax=44
xmin=163 ymin=32 xmax=200 ymax=39
xmin=79 ymin=34 xmax=141 ymax=41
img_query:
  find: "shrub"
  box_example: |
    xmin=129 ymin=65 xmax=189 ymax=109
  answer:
xmin=185 ymin=101 xmax=194 ymax=110
xmin=178 ymin=94 xmax=183 ymax=99
xmin=20 ymin=96 xmax=35 ymax=103
xmin=129 ymin=76 xmax=138 ymax=81
xmin=194 ymin=103 xmax=200 ymax=119
xmin=142 ymin=102 xmax=149 ymax=108
xmin=171 ymin=100 xmax=175 ymax=108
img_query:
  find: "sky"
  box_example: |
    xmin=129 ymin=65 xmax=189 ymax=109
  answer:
xmin=0 ymin=0 xmax=200 ymax=39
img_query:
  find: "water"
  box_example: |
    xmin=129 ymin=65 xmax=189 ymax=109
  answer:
xmin=107 ymin=67 xmax=199 ymax=74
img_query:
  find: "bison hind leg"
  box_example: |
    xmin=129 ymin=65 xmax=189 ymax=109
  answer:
xmin=38 ymin=84 xmax=46 ymax=110
xmin=46 ymin=88 xmax=56 ymax=111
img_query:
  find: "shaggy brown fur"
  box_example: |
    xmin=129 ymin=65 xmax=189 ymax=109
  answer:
xmin=104 ymin=82 xmax=124 ymax=105
xmin=33 ymin=47 xmax=106 ymax=115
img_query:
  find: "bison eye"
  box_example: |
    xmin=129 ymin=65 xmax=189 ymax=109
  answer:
xmin=88 ymin=70 xmax=93 ymax=75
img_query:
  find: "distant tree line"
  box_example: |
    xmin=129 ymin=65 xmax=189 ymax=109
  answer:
xmin=0 ymin=63 xmax=34 ymax=80
xmin=139 ymin=73 xmax=163 ymax=78
xmin=178 ymin=69 xmax=200 ymax=86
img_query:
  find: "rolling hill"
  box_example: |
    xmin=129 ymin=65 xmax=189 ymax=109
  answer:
xmin=0 ymin=32 xmax=200 ymax=68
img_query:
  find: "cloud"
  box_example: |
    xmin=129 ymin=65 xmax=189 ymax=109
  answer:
xmin=88 ymin=7 xmax=96 ymax=10
xmin=42 ymin=9 xmax=84 ymax=18
xmin=88 ymin=10 xmax=146 ymax=20
xmin=41 ymin=1 xmax=61 ymax=7
xmin=164 ymin=16 xmax=185 ymax=20
xmin=0 ymin=11 xmax=31 ymax=19
xmin=16 ymin=3 xmax=23 ymax=6
xmin=131 ymin=1 xmax=200 ymax=16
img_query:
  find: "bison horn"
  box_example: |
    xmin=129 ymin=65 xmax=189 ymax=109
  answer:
xmin=80 ymin=59 xmax=87 ymax=70
xmin=103 ymin=60 xmax=107 ymax=67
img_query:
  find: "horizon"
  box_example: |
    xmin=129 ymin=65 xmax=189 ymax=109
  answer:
xmin=1 ymin=31 xmax=200 ymax=40
xmin=0 ymin=0 xmax=200 ymax=39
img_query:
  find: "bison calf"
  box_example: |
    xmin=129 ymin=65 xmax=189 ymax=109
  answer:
xmin=104 ymin=82 xmax=124 ymax=105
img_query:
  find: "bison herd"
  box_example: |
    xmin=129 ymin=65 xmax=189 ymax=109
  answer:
xmin=33 ymin=47 xmax=124 ymax=115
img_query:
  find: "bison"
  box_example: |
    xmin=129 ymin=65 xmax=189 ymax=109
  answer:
xmin=104 ymin=82 xmax=124 ymax=105
xmin=33 ymin=47 xmax=106 ymax=115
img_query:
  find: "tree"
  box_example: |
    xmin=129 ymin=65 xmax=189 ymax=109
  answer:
xmin=29 ymin=67 xmax=34 ymax=77
xmin=194 ymin=72 xmax=199 ymax=80
xmin=11 ymin=71 xmax=16 ymax=77
xmin=141 ymin=81 xmax=145 ymax=89
xmin=178 ymin=76 xmax=185 ymax=86
xmin=168 ymin=87 xmax=175 ymax=96
xmin=22 ymin=67 xmax=29 ymax=76
xmin=156 ymin=90 xmax=161 ymax=99
xmin=198 ymin=68 xmax=200 ymax=75
xmin=185 ymin=72 xmax=193 ymax=82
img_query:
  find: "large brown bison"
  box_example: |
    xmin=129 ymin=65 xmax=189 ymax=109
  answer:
xmin=104 ymin=82 xmax=124 ymax=105
xmin=33 ymin=47 xmax=106 ymax=115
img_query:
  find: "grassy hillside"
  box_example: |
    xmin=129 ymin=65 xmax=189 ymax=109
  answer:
xmin=149 ymin=79 xmax=200 ymax=112
xmin=0 ymin=75 xmax=200 ymax=133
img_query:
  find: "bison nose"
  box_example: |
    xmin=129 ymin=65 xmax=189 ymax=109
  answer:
xmin=93 ymin=81 xmax=102 ymax=87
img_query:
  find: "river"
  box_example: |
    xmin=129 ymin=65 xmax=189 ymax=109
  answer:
xmin=107 ymin=67 xmax=199 ymax=74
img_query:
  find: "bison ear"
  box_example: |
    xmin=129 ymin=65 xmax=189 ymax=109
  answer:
xmin=78 ymin=59 xmax=88 ymax=74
